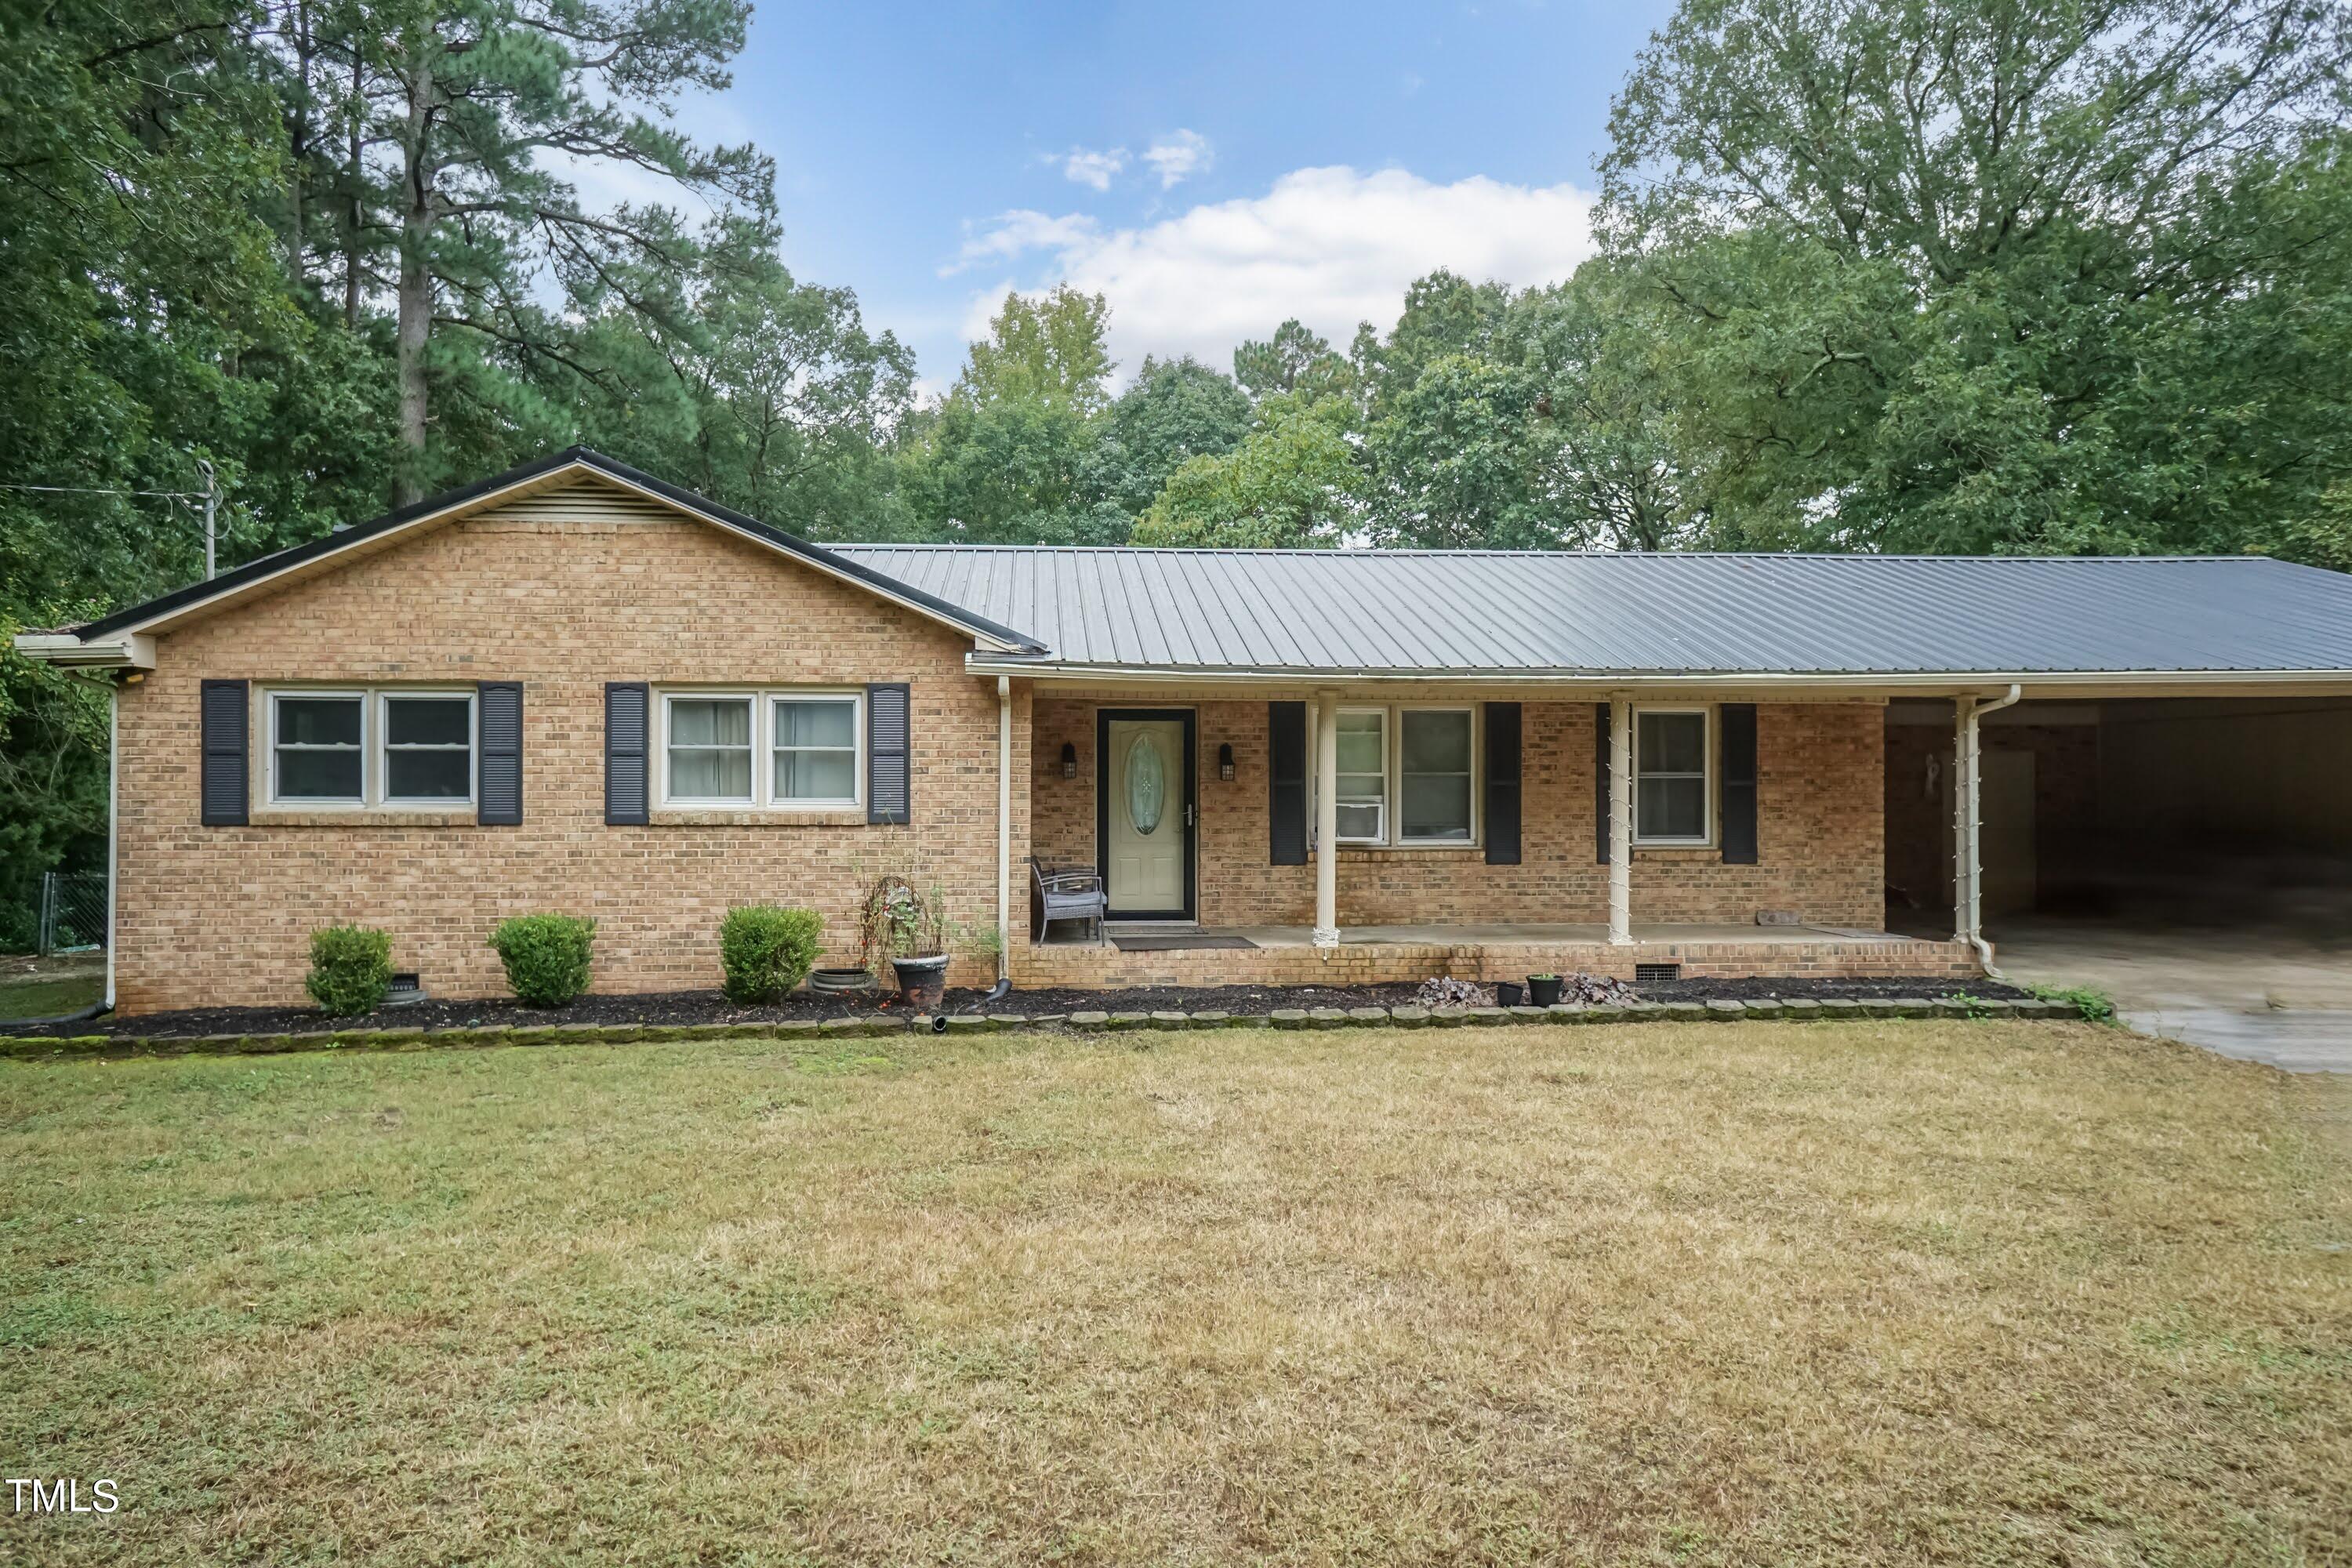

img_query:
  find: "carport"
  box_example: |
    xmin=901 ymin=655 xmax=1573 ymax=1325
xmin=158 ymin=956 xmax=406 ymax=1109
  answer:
xmin=1886 ymin=693 xmax=2352 ymax=1069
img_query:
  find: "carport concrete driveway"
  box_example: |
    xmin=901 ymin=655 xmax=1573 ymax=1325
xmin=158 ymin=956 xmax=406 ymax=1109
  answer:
xmin=1995 ymin=916 xmax=2352 ymax=1072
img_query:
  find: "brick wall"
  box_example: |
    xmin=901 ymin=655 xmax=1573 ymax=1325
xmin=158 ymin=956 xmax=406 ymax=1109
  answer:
xmin=1014 ymin=935 xmax=1976 ymax=990
xmin=115 ymin=495 xmax=1030 ymax=1014
xmin=1033 ymin=695 xmax=1885 ymax=929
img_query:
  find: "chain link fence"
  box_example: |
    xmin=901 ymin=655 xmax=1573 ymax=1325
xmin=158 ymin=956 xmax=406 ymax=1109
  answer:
xmin=38 ymin=871 xmax=107 ymax=956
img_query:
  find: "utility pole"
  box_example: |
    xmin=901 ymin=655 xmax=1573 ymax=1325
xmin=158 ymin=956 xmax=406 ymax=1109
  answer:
xmin=198 ymin=459 xmax=217 ymax=579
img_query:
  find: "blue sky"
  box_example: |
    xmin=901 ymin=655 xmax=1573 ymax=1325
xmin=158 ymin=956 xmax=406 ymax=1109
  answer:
xmin=654 ymin=1 xmax=1675 ymax=391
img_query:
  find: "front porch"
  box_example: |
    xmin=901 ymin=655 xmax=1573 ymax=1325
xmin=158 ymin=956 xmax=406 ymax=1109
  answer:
xmin=1012 ymin=920 xmax=1976 ymax=991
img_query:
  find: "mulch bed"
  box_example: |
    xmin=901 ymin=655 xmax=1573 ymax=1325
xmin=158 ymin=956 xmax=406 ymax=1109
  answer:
xmin=10 ymin=974 xmax=2028 ymax=1041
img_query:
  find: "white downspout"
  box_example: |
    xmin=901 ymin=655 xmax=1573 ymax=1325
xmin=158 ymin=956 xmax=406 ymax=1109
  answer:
xmin=1955 ymin=682 xmax=2023 ymax=976
xmin=996 ymin=675 xmax=1012 ymax=987
xmin=105 ymin=680 xmax=119 ymax=1013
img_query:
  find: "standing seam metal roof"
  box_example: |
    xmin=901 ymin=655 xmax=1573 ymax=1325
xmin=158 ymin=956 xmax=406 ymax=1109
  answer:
xmin=826 ymin=546 xmax=2352 ymax=675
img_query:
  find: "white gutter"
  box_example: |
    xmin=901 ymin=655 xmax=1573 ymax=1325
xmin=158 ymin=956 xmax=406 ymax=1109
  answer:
xmin=996 ymin=675 xmax=1012 ymax=986
xmin=1955 ymin=683 xmax=2023 ymax=976
xmin=964 ymin=655 xmax=2352 ymax=694
xmin=13 ymin=632 xmax=155 ymax=670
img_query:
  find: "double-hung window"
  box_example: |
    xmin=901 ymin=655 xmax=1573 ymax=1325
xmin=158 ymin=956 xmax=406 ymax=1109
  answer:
xmin=1317 ymin=704 xmax=1477 ymax=847
xmin=1333 ymin=710 xmax=1387 ymax=842
xmin=661 ymin=689 xmax=862 ymax=810
xmin=267 ymin=688 xmax=474 ymax=808
xmin=666 ymin=696 xmax=755 ymax=803
xmin=1397 ymin=709 xmax=1474 ymax=843
xmin=1634 ymin=708 xmax=1711 ymax=844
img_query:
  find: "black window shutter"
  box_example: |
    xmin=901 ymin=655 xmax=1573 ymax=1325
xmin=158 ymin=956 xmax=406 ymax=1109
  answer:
xmin=1721 ymin=702 xmax=1759 ymax=864
xmin=604 ymin=682 xmax=649 ymax=826
xmin=200 ymin=679 xmax=249 ymax=826
xmin=867 ymin=682 xmax=910 ymax=824
xmin=477 ymin=681 xmax=523 ymax=826
xmin=1484 ymin=702 xmax=1522 ymax=865
xmin=1268 ymin=701 xmax=1307 ymax=865
xmin=1593 ymin=702 xmax=1611 ymax=864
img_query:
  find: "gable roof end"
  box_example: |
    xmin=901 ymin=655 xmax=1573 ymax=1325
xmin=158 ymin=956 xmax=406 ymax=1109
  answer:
xmin=67 ymin=448 xmax=1048 ymax=654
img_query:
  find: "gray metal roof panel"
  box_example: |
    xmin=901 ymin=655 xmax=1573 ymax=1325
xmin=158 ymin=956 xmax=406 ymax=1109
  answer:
xmin=826 ymin=546 xmax=2352 ymax=675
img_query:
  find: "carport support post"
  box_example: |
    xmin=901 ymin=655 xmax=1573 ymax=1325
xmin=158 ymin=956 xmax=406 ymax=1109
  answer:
xmin=1312 ymin=689 xmax=1341 ymax=949
xmin=1608 ymin=694 xmax=1632 ymax=946
xmin=1953 ymin=685 xmax=2022 ymax=962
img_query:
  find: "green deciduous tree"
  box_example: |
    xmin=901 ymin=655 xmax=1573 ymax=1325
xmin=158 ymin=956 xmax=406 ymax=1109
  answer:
xmin=1133 ymin=394 xmax=1363 ymax=549
xmin=952 ymin=286 xmax=1116 ymax=414
xmin=1601 ymin=0 xmax=2352 ymax=555
xmin=1090 ymin=356 xmax=1253 ymax=514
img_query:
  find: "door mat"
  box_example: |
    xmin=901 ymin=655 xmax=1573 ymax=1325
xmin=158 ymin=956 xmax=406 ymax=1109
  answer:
xmin=1111 ymin=934 xmax=1258 ymax=952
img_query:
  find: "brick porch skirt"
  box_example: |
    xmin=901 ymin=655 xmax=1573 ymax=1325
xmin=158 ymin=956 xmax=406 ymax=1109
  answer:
xmin=1012 ymin=935 xmax=1980 ymax=991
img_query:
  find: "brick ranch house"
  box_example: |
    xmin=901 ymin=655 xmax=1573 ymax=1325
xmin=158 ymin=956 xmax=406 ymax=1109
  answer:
xmin=20 ymin=449 xmax=2352 ymax=1016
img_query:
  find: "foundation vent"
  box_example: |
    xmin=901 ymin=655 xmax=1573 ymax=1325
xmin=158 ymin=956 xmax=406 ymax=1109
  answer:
xmin=385 ymin=972 xmax=427 ymax=1007
xmin=1635 ymin=963 xmax=1682 ymax=985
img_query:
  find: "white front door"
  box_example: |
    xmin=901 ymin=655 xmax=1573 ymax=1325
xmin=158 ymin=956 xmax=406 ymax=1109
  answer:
xmin=1105 ymin=717 xmax=1188 ymax=916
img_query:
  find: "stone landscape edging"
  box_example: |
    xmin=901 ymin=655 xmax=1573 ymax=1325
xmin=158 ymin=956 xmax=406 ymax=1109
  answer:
xmin=0 ymin=995 xmax=2083 ymax=1061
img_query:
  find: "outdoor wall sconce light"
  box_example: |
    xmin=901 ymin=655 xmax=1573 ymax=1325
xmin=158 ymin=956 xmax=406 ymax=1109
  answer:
xmin=1061 ymin=742 xmax=1078 ymax=779
xmin=1218 ymin=742 xmax=1236 ymax=781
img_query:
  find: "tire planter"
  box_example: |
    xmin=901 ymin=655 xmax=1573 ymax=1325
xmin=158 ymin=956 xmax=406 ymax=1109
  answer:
xmin=891 ymin=954 xmax=950 ymax=1012
xmin=808 ymin=967 xmax=874 ymax=996
xmin=1526 ymin=975 xmax=1563 ymax=1007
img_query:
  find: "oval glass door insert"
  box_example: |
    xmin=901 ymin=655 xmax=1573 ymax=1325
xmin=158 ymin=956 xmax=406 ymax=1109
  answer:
xmin=1125 ymin=733 xmax=1167 ymax=835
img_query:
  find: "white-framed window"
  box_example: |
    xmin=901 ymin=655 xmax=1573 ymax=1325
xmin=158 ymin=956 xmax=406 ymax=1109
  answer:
xmin=1334 ymin=709 xmax=1387 ymax=842
xmin=266 ymin=686 xmax=474 ymax=808
xmin=659 ymin=688 xmax=863 ymax=810
xmin=1634 ymin=706 xmax=1712 ymax=844
xmin=379 ymin=692 xmax=476 ymax=804
xmin=1314 ymin=703 xmax=1478 ymax=848
xmin=1397 ymin=707 xmax=1475 ymax=844
xmin=771 ymin=694 xmax=861 ymax=805
xmin=665 ymin=694 xmax=756 ymax=803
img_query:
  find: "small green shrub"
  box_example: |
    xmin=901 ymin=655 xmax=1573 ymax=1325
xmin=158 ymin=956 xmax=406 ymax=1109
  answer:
xmin=305 ymin=926 xmax=394 ymax=1016
xmin=488 ymin=914 xmax=596 ymax=1007
xmin=1942 ymin=990 xmax=1995 ymax=1020
xmin=2027 ymin=982 xmax=2117 ymax=1024
xmin=718 ymin=906 xmax=824 ymax=1003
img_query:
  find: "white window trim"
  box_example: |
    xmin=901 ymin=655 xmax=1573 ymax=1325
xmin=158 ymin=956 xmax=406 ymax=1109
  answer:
xmin=1393 ymin=704 xmax=1479 ymax=847
xmin=1332 ymin=706 xmax=1388 ymax=844
xmin=657 ymin=687 xmax=866 ymax=811
xmin=1632 ymin=704 xmax=1715 ymax=847
xmin=379 ymin=691 xmax=479 ymax=808
xmin=263 ymin=686 xmax=475 ymax=811
xmin=1312 ymin=702 xmax=1480 ymax=848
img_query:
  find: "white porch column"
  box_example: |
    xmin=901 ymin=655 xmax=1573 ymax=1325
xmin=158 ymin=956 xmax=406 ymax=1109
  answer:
xmin=1952 ymin=697 xmax=1978 ymax=945
xmin=1312 ymin=689 xmax=1340 ymax=949
xmin=1608 ymin=694 xmax=1633 ymax=946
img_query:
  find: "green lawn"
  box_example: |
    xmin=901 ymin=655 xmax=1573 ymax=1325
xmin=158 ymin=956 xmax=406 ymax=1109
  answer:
xmin=2 ymin=1022 xmax=2346 ymax=1565
xmin=0 ymin=956 xmax=103 ymax=1022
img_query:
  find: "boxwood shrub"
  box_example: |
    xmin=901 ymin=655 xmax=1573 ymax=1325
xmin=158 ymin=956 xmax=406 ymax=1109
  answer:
xmin=304 ymin=926 xmax=394 ymax=1016
xmin=488 ymin=914 xmax=597 ymax=1007
xmin=718 ymin=906 xmax=824 ymax=1004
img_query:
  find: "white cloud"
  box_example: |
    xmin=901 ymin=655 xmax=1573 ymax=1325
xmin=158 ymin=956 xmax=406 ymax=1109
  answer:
xmin=952 ymin=165 xmax=1597 ymax=372
xmin=945 ymin=209 xmax=1101 ymax=274
xmin=1142 ymin=130 xmax=1213 ymax=189
xmin=1058 ymin=147 xmax=1127 ymax=191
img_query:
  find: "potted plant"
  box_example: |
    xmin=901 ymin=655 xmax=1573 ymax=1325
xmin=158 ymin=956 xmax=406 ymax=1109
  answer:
xmin=1527 ymin=972 xmax=1563 ymax=1007
xmin=861 ymin=873 xmax=952 ymax=1011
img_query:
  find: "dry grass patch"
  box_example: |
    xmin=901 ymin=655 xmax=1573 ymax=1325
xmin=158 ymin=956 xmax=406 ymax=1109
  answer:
xmin=2 ymin=1022 xmax=2347 ymax=1565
